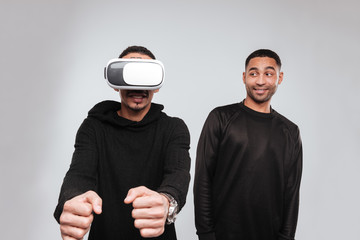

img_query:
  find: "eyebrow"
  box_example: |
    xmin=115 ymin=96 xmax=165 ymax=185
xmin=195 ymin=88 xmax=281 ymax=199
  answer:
xmin=248 ymin=66 xmax=276 ymax=71
xmin=265 ymin=66 xmax=276 ymax=71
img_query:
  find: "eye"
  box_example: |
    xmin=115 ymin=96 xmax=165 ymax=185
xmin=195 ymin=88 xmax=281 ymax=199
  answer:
xmin=265 ymin=72 xmax=274 ymax=77
xmin=249 ymin=72 xmax=257 ymax=76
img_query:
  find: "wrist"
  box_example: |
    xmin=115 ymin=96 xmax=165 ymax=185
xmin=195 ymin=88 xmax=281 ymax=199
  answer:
xmin=159 ymin=193 xmax=178 ymax=224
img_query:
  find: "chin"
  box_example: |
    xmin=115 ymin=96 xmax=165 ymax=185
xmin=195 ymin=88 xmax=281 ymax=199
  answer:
xmin=130 ymin=104 xmax=149 ymax=112
xmin=249 ymin=94 xmax=271 ymax=104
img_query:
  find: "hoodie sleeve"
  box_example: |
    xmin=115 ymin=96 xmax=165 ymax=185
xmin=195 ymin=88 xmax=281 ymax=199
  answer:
xmin=53 ymin=118 xmax=99 ymax=223
xmin=156 ymin=118 xmax=191 ymax=212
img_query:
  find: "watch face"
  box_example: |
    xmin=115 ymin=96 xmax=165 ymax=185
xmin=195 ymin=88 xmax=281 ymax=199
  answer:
xmin=169 ymin=204 xmax=177 ymax=214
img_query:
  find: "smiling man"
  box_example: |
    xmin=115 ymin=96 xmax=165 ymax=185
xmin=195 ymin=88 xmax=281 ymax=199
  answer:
xmin=54 ymin=46 xmax=191 ymax=240
xmin=194 ymin=49 xmax=303 ymax=240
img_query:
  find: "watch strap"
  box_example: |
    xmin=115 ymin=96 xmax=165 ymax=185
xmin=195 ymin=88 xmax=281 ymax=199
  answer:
xmin=160 ymin=192 xmax=178 ymax=224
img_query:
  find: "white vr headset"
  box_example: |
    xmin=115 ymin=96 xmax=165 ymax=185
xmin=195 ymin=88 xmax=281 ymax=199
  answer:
xmin=104 ymin=58 xmax=165 ymax=90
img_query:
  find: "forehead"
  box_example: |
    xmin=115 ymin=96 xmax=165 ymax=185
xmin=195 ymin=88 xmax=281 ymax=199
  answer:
xmin=246 ymin=57 xmax=279 ymax=71
xmin=121 ymin=52 xmax=152 ymax=59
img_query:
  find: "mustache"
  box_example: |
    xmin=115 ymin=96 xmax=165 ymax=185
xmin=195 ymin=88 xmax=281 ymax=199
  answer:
xmin=126 ymin=90 xmax=149 ymax=96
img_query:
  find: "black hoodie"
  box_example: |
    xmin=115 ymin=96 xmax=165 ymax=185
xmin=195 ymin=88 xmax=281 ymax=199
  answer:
xmin=54 ymin=100 xmax=191 ymax=240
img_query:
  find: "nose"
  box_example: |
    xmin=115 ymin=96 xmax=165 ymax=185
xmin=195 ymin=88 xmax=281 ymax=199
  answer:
xmin=256 ymin=74 xmax=265 ymax=85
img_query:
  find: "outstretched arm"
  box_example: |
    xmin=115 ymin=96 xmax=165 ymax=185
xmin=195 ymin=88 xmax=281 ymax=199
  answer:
xmin=156 ymin=118 xmax=191 ymax=212
xmin=54 ymin=119 xmax=99 ymax=223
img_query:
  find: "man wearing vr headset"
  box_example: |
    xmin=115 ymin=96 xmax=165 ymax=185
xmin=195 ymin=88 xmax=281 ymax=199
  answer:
xmin=54 ymin=46 xmax=191 ymax=240
xmin=194 ymin=49 xmax=302 ymax=240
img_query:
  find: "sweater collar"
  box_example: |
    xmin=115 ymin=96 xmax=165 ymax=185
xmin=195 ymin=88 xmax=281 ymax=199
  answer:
xmin=239 ymin=100 xmax=274 ymax=119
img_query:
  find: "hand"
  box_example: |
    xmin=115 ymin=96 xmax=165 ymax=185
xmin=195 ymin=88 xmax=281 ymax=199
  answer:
xmin=124 ymin=186 xmax=169 ymax=238
xmin=59 ymin=190 xmax=102 ymax=240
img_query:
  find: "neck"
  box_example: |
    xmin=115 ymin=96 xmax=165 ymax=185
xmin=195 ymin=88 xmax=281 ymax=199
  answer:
xmin=117 ymin=104 xmax=151 ymax=122
xmin=243 ymin=97 xmax=271 ymax=113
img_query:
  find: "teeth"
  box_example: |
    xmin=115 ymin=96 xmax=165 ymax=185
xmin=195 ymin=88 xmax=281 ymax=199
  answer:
xmin=255 ymin=89 xmax=266 ymax=93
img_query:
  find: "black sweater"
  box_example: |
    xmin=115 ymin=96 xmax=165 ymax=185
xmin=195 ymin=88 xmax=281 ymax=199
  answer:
xmin=54 ymin=100 xmax=191 ymax=240
xmin=194 ymin=102 xmax=302 ymax=240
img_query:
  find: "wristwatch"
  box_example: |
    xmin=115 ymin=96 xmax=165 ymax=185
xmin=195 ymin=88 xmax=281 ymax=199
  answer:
xmin=160 ymin=193 xmax=179 ymax=224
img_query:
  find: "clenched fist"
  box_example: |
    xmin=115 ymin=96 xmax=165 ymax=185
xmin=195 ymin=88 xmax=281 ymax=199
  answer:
xmin=59 ymin=191 xmax=102 ymax=240
xmin=124 ymin=186 xmax=170 ymax=238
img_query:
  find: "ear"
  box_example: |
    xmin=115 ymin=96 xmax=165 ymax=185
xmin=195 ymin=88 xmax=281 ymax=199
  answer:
xmin=242 ymin=72 xmax=246 ymax=84
xmin=114 ymin=88 xmax=119 ymax=92
xmin=154 ymin=89 xmax=160 ymax=93
xmin=278 ymin=72 xmax=284 ymax=85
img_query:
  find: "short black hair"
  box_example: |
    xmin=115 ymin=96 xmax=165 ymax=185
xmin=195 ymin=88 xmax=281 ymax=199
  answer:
xmin=119 ymin=45 xmax=156 ymax=59
xmin=245 ymin=49 xmax=281 ymax=70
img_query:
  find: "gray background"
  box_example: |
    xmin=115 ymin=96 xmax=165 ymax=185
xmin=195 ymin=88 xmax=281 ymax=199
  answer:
xmin=1 ymin=0 xmax=359 ymax=239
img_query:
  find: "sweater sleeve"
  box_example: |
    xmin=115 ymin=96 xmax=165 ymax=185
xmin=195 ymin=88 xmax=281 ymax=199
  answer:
xmin=156 ymin=118 xmax=191 ymax=212
xmin=53 ymin=119 xmax=99 ymax=223
xmin=193 ymin=110 xmax=222 ymax=240
xmin=278 ymin=127 xmax=303 ymax=240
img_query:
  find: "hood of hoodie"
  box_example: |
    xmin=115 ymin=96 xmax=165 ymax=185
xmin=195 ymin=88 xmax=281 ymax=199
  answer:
xmin=87 ymin=100 xmax=164 ymax=127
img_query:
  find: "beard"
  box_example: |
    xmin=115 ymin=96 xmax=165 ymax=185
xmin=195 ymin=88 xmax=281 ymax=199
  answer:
xmin=128 ymin=103 xmax=148 ymax=111
xmin=125 ymin=102 xmax=145 ymax=111
xmin=121 ymin=90 xmax=150 ymax=112
xmin=246 ymin=85 xmax=277 ymax=104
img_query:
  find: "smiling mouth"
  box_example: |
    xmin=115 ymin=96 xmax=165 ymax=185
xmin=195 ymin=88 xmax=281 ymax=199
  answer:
xmin=254 ymin=88 xmax=267 ymax=93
